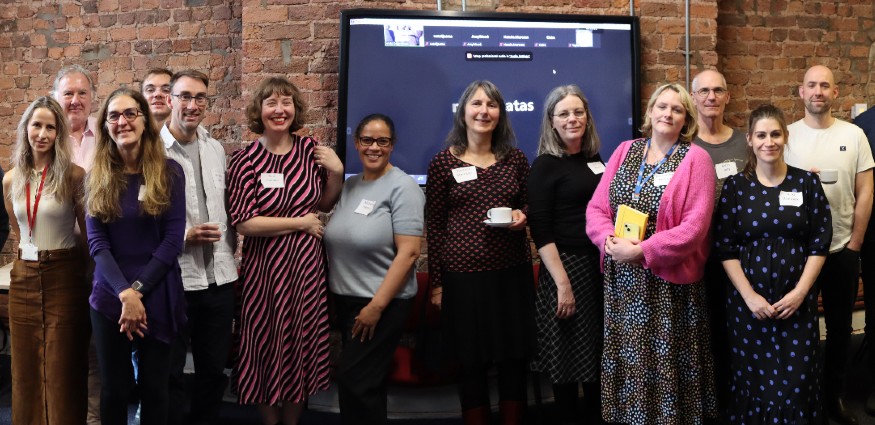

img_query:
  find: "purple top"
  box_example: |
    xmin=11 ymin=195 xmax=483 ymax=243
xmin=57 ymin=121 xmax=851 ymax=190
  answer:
xmin=87 ymin=159 xmax=187 ymax=344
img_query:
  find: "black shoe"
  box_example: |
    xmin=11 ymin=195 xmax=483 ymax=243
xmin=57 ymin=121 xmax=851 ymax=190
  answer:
xmin=828 ymin=397 xmax=859 ymax=425
xmin=866 ymin=392 xmax=875 ymax=416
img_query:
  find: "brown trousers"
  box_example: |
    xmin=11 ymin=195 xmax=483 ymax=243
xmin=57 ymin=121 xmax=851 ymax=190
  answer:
xmin=9 ymin=248 xmax=90 ymax=425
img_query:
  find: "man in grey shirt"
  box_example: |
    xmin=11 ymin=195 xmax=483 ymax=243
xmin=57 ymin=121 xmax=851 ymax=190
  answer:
xmin=692 ymin=69 xmax=747 ymax=199
xmin=161 ymin=69 xmax=238 ymax=425
xmin=691 ymin=69 xmax=747 ymax=416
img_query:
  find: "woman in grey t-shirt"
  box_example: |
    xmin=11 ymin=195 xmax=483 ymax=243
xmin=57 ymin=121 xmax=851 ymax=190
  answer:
xmin=323 ymin=114 xmax=425 ymax=424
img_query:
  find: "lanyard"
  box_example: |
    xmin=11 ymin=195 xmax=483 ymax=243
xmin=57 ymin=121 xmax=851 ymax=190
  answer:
xmin=633 ymin=139 xmax=677 ymax=202
xmin=25 ymin=164 xmax=49 ymax=244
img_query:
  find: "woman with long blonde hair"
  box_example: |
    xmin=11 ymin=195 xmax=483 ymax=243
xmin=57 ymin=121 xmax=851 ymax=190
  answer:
xmin=3 ymin=96 xmax=88 ymax=425
xmin=85 ymin=87 xmax=186 ymax=425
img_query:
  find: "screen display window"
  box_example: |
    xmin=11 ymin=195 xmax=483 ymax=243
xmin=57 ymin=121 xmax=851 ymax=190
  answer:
xmin=340 ymin=10 xmax=641 ymax=184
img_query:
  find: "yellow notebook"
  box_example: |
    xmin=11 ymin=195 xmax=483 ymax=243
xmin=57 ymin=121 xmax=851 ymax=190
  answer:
xmin=614 ymin=204 xmax=648 ymax=240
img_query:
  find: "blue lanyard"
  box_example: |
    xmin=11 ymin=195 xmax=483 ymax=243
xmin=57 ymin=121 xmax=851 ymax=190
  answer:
xmin=632 ymin=138 xmax=678 ymax=201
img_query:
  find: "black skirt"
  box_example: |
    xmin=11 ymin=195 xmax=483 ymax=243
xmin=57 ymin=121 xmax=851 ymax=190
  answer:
xmin=441 ymin=263 xmax=535 ymax=366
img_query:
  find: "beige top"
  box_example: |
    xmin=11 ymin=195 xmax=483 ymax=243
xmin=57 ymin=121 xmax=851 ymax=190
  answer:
xmin=12 ymin=170 xmax=77 ymax=250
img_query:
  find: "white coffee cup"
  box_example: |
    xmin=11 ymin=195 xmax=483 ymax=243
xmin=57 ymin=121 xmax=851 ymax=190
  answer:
xmin=486 ymin=207 xmax=512 ymax=223
xmin=820 ymin=168 xmax=838 ymax=184
xmin=204 ymin=222 xmax=228 ymax=232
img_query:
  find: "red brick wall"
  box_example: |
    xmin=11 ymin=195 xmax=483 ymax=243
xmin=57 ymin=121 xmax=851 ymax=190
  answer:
xmin=716 ymin=0 xmax=875 ymax=128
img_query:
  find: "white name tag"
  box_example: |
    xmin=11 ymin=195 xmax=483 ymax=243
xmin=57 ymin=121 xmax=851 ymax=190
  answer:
xmin=654 ymin=172 xmax=674 ymax=187
xmin=715 ymin=162 xmax=738 ymax=180
xmin=212 ymin=170 xmax=226 ymax=189
xmin=587 ymin=161 xmax=606 ymax=175
xmin=354 ymin=199 xmax=376 ymax=216
xmin=779 ymin=191 xmax=803 ymax=207
xmin=452 ymin=166 xmax=477 ymax=183
xmin=21 ymin=243 xmax=38 ymax=261
xmin=138 ymin=185 xmax=146 ymax=201
xmin=260 ymin=173 xmax=284 ymax=188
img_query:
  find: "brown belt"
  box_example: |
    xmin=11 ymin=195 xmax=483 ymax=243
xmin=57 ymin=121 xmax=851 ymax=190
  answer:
xmin=17 ymin=247 xmax=79 ymax=262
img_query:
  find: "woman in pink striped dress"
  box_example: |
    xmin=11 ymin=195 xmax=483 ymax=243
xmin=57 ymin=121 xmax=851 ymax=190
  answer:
xmin=227 ymin=77 xmax=343 ymax=425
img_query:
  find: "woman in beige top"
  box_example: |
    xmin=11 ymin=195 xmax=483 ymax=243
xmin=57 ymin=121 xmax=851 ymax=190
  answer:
xmin=3 ymin=96 xmax=89 ymax=425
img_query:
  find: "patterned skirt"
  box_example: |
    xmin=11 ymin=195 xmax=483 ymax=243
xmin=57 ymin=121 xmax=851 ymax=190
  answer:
xmin=602 ymin=259 xmax=717 ymax=425
xmin=531 ymin=250 xmax=603 ymax=384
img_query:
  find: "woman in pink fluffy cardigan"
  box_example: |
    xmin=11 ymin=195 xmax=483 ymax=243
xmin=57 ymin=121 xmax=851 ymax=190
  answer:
xmin=585 ymin=83 xmax=718 ymax=425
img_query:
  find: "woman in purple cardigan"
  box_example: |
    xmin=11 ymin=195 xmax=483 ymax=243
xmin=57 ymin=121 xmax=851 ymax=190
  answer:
xmin=585 ymin=83 xmax=717 ymax=424
xmin=85 ymin=88 xmax=186 ymax=425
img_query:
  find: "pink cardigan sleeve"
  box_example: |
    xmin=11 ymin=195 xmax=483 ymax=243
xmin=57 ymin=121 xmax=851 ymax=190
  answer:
xmin=586 ymin=140 xmax=635 ymax=263
xmin=639 ymin=145 xmax=716 ymax=280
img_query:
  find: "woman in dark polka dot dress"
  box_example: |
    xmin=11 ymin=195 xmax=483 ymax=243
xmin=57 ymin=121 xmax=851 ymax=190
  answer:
xmin=715 ymin=104 xmax=831 ymax=424
xmin=586 ymin=83 xmax=718 ymax=424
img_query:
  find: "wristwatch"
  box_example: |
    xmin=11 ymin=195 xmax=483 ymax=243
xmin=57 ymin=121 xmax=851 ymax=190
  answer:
xmin=131 ymin=280 xmax=144 ymax=292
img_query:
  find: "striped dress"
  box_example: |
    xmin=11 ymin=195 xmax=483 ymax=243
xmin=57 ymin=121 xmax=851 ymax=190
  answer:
xmin=228 ymin=136 xmax=331 ymax=404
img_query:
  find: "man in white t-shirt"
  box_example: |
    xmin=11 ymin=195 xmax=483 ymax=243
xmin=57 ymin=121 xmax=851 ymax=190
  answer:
xmin=785 ymin=65 xmax=874 ymax=425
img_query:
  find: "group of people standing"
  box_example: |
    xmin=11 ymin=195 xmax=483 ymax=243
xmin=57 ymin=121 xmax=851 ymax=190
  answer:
xmin=3 ymin=61 xmax=874 ymax=425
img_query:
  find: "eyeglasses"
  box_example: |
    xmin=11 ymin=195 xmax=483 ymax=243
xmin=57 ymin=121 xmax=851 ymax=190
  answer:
xmin=357 ymin=137 xmax=393 ymax=147
xmin=171 ymin=93 xmax=209 ymax=105
xmin=553 ymin=109 xmax=586 ymax=120
xmin=694 ymin=87 xmax=728 ymax=98
xmin=106 ymin=108 xmax=143 ymax=124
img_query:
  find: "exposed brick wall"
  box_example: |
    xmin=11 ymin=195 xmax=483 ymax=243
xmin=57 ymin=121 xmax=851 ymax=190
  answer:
xmin=716 ymin=0 xmax=875 ymax=128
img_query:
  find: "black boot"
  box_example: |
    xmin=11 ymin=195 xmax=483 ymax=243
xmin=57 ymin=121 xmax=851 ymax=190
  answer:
xmin=827 ymin=395 xmax=859 ymax=425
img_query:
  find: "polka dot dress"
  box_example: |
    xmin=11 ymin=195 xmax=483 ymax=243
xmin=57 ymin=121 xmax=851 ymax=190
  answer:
xmin=715 ymin=167 xmax=832 ymax=424
xmin=602 ymin=140 xmax=718 ymax=424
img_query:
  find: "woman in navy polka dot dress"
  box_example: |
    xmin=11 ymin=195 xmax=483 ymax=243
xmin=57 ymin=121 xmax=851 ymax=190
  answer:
xmin=715 ymin=104 xmax=832 ymax=424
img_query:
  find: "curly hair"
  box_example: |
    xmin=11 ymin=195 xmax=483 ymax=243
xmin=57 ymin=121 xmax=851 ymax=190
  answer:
xmin=246 ymin=77 xmax=306 ymax=135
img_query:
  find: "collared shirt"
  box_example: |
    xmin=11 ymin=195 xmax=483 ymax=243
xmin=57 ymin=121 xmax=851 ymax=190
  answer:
xmin=161 ymin=124 xmax=238 ymax=290
xmin=71 ymin=116 xmax=97 ymax=172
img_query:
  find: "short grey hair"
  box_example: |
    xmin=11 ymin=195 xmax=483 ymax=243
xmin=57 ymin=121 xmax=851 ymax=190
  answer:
xmin=51 ymin=65 xmax=96 ymax=96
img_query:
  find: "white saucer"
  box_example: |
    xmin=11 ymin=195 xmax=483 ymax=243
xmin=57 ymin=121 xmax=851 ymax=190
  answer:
xmin=483 ymin=219 xmax=513 ymax=228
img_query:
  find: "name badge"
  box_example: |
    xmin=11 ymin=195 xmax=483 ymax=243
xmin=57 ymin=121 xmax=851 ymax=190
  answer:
xmin=21 ymin=243 xmax=38 ymax=261
xmin=715 ymin=162 xmax=739 ymax=180
xmin=212 ymin=170 xmax=226 ymax=189
xmin=138 ymin=185 xmax=146 ymax=201
xmin=261 ymin=173 xmax=284 ymax=188
xmin=452 ymin=166 xmax=477 ymax=183
xmin=654 ymin=172 xmax=674 ymax=187
xmin=354 ymin=199 xmax=376 ymax=216
xmin=587 ymin=161 xmax=606 ymax=175
xmin=779 ymin=191 xmax=803 ymax=207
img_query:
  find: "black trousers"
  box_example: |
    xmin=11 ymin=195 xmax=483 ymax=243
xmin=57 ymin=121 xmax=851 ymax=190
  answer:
xmin=703 ymin=255 xmax=731 ymax=406
xmin=168 ymin=282 xmax=236 ymax=425
xmin=334 ymin=294 xmax=412 ymax=425
xmin=91 ymin=308 xmax=171 ymax=425
xmin=861 ymin=241 xmax=875 ymax=382
xmin=818 ymin=247 xmax=861 ymax=395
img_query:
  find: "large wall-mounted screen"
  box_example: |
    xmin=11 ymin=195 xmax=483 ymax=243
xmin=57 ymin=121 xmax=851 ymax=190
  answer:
xmin=338 ymin=9 xmax=641 ymax=184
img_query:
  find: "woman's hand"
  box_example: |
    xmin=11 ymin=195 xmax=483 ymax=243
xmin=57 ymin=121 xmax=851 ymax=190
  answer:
xmin=743 ymin=292 xmax=776 ymax=320
xmin=298 ymin=212 xmax=325 ymax=239
xmin=314 ymin=145 xmax=344 ymax=175
xmin=118 ymin=288 xmax=148 ymax=341
xmin=430 ymin=286 xmax=442 ymax=309
xmin=508 ymin=209 xmax=527 ymax=231
xmin=604 ymin=235 xmax=643 ymax=264
xmin=772 ymin=287 xmax=806 ymax=320
xmin=351 ymin=303 xmax=383 ymax=342
xmin=555 ymin=280 xmax=575 ymax=319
